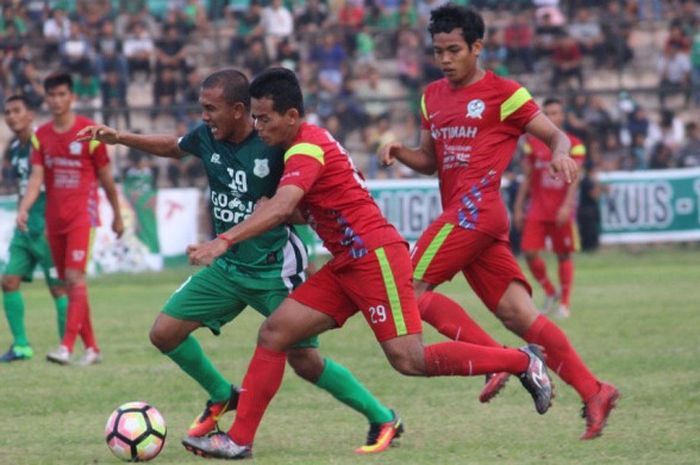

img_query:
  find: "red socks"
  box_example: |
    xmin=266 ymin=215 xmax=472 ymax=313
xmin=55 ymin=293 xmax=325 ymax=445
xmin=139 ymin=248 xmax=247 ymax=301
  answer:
xmin=62 ymin=283 xmax=98 ymax=351
xmin=523 ymin=314 xmax=599 ymax=401
xmin=558 ymin=259 xmax=574 ymax=307
xmin=423 ymin=342 xmax=528 ymax=377
xmin=418 ymin=292 xmax=501 ymax=347
xmin=526 ymin=256 xmax=557 ymax=296
xmin=229 ymin=346 xmax=287 ymax=446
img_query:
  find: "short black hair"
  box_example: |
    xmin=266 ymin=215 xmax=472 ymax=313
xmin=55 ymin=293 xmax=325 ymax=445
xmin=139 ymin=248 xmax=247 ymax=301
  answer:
xmin=249 ymin=67 xmax=304 ymax=117
xmin=428 ymin=4 xmax=485 ymax=48
xmin=5 ymin=94 xmax=33 ymax=110
xmin=44 ymin=72 xmax=73 ymax=93
xmin=201 ymin=68 xmax=251 ymax=110
xmin=543 ymin=97 xmax=563 ymax=107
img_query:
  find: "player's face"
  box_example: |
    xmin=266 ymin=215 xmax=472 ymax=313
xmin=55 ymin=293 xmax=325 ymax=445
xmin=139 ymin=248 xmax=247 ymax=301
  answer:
xmin=544 ymin=102 xmax=565 ymax=128
xmin=432 ymin=28 xmax=482 ymax=87
xmin=45 ymin=85 xmax=74 ymax=117
xmin=4 ymin=100 xmax=34 ymax=134
xmin=251 ymin=97 xmax=297 ymax=147
xmin=199 ymin=86 xmax=237 ymax=141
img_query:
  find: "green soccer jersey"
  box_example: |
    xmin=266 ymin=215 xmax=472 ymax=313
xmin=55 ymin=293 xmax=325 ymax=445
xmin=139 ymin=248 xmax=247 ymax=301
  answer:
xmin=10 ymin=136 xmax=46 ymax=234
xmin=178 ymin=124 xmax=307 ymax=286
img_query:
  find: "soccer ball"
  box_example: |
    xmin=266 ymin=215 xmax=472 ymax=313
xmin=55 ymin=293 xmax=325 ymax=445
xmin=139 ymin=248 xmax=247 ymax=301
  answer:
xmin=105 ymin=401 xmax=167 ymax=462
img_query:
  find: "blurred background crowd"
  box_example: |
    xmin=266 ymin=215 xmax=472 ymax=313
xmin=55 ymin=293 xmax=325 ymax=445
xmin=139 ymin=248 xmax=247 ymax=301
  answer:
xmin=1 ymin=0 xmax=699 ymax=194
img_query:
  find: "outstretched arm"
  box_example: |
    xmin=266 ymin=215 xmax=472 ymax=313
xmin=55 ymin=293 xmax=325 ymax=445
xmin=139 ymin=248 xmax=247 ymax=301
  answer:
xmin=76 ymin=124 xmax=187 ymax=159
xmin=525 ymin=114 xmax=577 ymax=183
xmin=379 ymin=129 xmax=437 ymax=175
xmin=187 ymin=185 xmax=305 ymax=266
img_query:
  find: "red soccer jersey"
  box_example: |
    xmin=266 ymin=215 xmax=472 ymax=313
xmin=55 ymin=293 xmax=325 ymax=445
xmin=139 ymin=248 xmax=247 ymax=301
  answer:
xmin=522 ymin=133 xmax=586 ymax=221
xmin=31 ymin=115 xmax=109 ymax=234
xmin=278 ymin=123 xmax=404 ymax=261
xmin=420 ymin=71 xmax=540 ymax=240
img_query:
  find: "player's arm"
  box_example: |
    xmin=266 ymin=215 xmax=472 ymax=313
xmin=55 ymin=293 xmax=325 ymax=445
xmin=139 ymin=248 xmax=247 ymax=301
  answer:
xmin=525 ymin=114 xmax=577 ymax=183
xmin=556 ymin=173 xmax=582 ymax=227
xmin=16 ymin=164 xmax=43 ymax=231
xmin=76 ymin=125 xmax=186 ymax=159
xmin=512 ymin=160 xmax=532 ymax=231
xmin=97 ymin=164 xmax=125 ymax=238
xmin=188 ymin=185 xmax=305 ymax=266
xmin=379 ymin=129 xmax=437 ymax=175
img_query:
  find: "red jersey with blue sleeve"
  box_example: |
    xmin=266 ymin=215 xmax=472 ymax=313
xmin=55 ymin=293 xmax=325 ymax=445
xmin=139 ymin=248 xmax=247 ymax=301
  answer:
xmin=522 ymin=132 xmax=586 ymax=221
xmin=420 ymin=71 xmax=540 ymax=241
xmin=277 ymin=123 xmax=405 ymax=261
xmin=30 ymin=115 xmax=109 ymax=234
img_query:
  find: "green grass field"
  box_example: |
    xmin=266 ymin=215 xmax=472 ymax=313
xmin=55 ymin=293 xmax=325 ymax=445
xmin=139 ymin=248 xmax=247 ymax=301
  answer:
xmin=1 ymin=247 xmax=699 ymax=465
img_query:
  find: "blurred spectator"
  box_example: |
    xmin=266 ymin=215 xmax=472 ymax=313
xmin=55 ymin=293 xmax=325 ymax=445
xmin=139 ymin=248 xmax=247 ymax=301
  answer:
xmin=14 ymin=62 xmax=44 ymax=110
xmin=296 ymin=0 xmax=330 ymax=37
xmin=567 ymin=7 xmax=605 ymax=67
xmin=101 ymin=68 xmax=130 ymax=128
xmin=155 ymin=25 xmax=189 ymax=74
xmin=74 ymin=68 xmax=101 ymax=119
xmin=366 ymin=113 xmax=398 ymax=178
xmin=534 ymin=11 xmax=564 ymax=66
xmin=310 ymin=30 xmax=347 ymax=98
xmin=0 ymin=4 xmax=28 ymax=38
xmin=397 ymin=29 xmax=422 ymax=93
xmin=178 ymin=68 xmax=201 ymax=121
xmin=354 ymin=24 xmax=376 ymax=66
xmin=665 ymin=24 xmax=691 ymax=54
xmin=123 ymin=21 xmax=155 ymax=81
xmin=333 ymin=79 xmax=370 ymax=143
xmin=276 ymin=38 xmax=300 ymax=70
xmin=115 ymin=6 xmax=158 ymax=38
xmin=658 ymin=43 xmax=691 ymax=107
xmin=481 ymin=29 xmax=509 ymax=76
xmin=60 ymin=22 xmax=93 ymax=72
xmin=42 ymin=8 xmax=71 ymax=63
xmin=150 ymin=66 xmax=179 ymax=125
xmin=635 ymin=0 xmax=664 ymax=23
xmin=648 ymin=142 xmax=674 ymax=169
xmin=242 ymin=39 xmax=270 ymax=76
xmin=676 ymin=122 xmax=700 ymax=168
xmin=577 ymin=163 xmax=604 ymax=252
xmin=227 ymin=0 xmax=264 ymax=64
xmin=354 ymin=66 xmax=400 ymax=119
xmin=599 ymin=0 xmax=634 ymax=69
xmin=646 ymin=109 xmax=685 ymax=155
xmin=337 ymin=0 xmax=366 ymax=54
xmin=503 ymin=11 xmax=535 ymax=73
xmin=550 ymin=33 xmax=583 ymax=90
xmin=691 ymin=25 xmax=700 ymax=105
xmin=77 ymin=0 xmax=112 ymax=39
xmin=182 ymin=0 xmax=208 ymax=33
xmin=260 ymin=0 xmax=294 ymax=61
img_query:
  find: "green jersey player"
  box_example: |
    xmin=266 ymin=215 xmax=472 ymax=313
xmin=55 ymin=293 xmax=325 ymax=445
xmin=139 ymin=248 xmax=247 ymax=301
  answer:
xmin=77 ymin=69 xmax=401 ymax=451
xmin=1 ymin=95 xmax=67 ymax=362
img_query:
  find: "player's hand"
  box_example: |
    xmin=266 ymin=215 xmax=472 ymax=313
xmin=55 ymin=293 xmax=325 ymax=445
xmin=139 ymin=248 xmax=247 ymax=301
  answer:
xmin=186 ymin=239 xmax=228 ymax=266
xmin=75 ymin=125 xmax=120 ymax=144
xmin=513 ymin=209 xmax=525 ymax=231
xmin=112 ymin=215 xmax=125 ymax=238
xmin=16 ymin=209 xmax=28 ymax=232
xmin=555 ymin=205 xmax=571 ymax=228
xmin=549 ymin=155 xmax=579 ymax=184
xmin=379 ymin=141 xmax=402 ymax=167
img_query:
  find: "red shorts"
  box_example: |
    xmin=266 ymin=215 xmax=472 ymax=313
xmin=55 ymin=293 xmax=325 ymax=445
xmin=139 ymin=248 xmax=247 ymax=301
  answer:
xmin=412 ymin=214 xmax=530 ymax=312
xmin=290 ymin=242 xmax=423 ymax=342
xmin=520 ymin=218 xmax=580 ymax=254
xmin=47 ymin=226 xmax=94 ymax=280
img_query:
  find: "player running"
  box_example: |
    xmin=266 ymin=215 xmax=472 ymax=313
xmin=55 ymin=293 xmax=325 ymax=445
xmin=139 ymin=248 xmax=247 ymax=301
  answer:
xmin=380 ymin=5 xmax=619 ymax=440
xmin=181 ymin=67 xmax=553 ymax=460
xmin=17 ymin=72 xmax=124 ymax=366
xmin=1 ymin=95 xmax=67 ymax=362
xmin=513 ymin=97 xmax=586 ymax=318
xmin=78 ymin=68 xmax=404 ymax=454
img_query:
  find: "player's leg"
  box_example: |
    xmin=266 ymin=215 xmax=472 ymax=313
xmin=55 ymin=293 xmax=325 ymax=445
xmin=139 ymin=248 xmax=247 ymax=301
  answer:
xmin=551 ymin=220 xmax=579 ymax=318
xmin=522 ymin=219 xmax=558 ymax=313
xmin=1 ymin=232 xmax=35 ymax=361
xmin=157 ymin=266 xmax=246 ymax=437
xmin=37 ymin=233 xmax=67 ymax=340
xmin=475 ymin=242 xmax=619 ymax=439
xmin=412 ymin=217 xmax=503 ymax=347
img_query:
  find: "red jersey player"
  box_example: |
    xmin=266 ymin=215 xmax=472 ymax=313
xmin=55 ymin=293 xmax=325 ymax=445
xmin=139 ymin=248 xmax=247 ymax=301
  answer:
xmin=380 ymin=5 xmax=618 ymax=440
xmin=181 ymin=67 xmax=553 ymax=459
xmin=514 ymin=97 xmax=586 ymax=318
xmin=17 ymin=72 xmax=124 ymax=366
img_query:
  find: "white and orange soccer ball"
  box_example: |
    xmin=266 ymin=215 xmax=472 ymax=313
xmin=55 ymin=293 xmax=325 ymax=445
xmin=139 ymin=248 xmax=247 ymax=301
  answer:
xmin=105 ymin=401 xmax=167 ymax=462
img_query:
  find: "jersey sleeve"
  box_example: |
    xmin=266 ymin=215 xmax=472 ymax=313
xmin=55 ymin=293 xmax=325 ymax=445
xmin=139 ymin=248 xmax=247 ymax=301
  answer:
xmin=30 ymin=133 xmax=44 ymax=166
xmin=177 ymin=125 xmax=205 ymax=158
xmin=499 ymin=81 xmax=540 ymax=130
xmin=420 ymin=92 xmax=430 ymax=130
xmin=569 ymin=135 xmax=587 ymax=166
xmin=89 ymin=140 xmax=110 ymax=169
xmin=278 ymin=142 xmax=324 ymax=192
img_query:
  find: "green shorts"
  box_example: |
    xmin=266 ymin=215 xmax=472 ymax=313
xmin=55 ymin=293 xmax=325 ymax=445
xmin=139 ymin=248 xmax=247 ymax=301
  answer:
xmin=4 ymin=229 xmax=62 ymax=286
xmin=162 ymin=264 xmax=318 ymax=349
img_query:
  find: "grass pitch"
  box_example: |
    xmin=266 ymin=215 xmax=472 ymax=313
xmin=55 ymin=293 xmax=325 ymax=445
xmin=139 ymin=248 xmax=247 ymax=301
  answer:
xmin=0 ymin=247 xmax=699 ymax=465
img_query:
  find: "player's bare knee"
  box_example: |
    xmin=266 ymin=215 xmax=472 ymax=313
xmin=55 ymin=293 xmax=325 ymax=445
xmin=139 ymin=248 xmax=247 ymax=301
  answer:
xmin=287 ymin=349 xmax=324 ymax=382
xmin=2 ymin=275 xmax=20 ymax=292
xmin=257 ymin=318 xmax=288 ymax=351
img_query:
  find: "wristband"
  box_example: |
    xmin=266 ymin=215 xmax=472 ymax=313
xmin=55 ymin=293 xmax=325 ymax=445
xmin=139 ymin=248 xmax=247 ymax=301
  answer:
xmin=217 ymin=234 xmax=235 ymax=247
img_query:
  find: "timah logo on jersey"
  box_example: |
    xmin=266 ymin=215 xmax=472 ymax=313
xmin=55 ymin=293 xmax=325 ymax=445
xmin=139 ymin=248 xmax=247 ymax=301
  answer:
xmin=466 ymin=99 xmax=485 ymax=119
xmin=253 ymin=159 xmax=270 ymax=178
xmin=210 ymin=153 xmax=221 ymax=164
xmin=69 ymin=141 xmax=82 ymax=155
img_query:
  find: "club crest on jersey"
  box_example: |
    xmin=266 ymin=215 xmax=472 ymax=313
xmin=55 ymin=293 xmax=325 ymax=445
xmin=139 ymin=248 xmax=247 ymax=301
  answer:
xmin=69 ymin=141 xmax=82 ymax=155
xmin=210 ymin=153 xmax=221 ymax=164
xmin=466 ymin=99 xmax=485 ymax=119
xmin=253 ymin=159 xmax=269 ymax=178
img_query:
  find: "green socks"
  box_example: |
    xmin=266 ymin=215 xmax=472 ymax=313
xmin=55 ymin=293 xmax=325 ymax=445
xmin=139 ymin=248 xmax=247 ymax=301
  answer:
xmin=54 ymin=295 xmax=68 ymax=340
xmin=316 ymin=358 xmax=393 ymax=424
xmin=164 ymin=334 xmax=231 ymax=402
xmin=3 ymin=291 xmax=29 ymax=347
